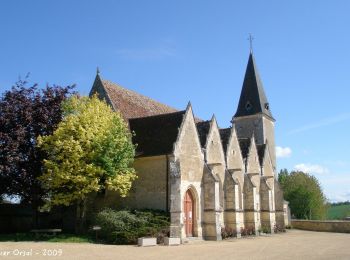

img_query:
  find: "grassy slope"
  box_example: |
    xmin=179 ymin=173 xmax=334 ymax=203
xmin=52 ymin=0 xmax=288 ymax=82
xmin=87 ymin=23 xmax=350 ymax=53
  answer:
xmin=327 ymin=204 xmax=350 ymax=220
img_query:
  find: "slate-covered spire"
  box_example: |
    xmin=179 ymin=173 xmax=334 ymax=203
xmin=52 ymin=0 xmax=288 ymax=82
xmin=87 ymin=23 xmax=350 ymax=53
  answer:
xmin=234 ymin=52 xmax=274 ymax=120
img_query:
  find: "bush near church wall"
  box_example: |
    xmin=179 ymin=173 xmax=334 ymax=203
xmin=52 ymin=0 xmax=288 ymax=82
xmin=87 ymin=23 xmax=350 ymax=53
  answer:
xmin=291 ymin=219 xmax=350 ymax=233
xmin=95 ymin=208 xmax=170 ymax=244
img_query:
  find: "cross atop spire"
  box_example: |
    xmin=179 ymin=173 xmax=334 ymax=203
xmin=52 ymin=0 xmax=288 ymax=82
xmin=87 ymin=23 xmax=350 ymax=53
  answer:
xmin=248 ymin=33 xmax=254 ymax=53
xmin=96 ymin=66 xmax=100 ymax=75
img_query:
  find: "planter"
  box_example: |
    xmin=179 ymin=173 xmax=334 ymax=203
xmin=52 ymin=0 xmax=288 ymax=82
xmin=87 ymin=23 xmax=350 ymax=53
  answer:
xmin=164 ymin=237 xmax=181 ymax=246
xmin=138 ymin=237 xmax=157 ymax=247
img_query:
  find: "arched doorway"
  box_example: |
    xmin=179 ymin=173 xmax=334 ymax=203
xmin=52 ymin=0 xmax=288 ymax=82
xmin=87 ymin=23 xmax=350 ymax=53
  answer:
xmin=183 ymin=189 xmax=194 ymax=237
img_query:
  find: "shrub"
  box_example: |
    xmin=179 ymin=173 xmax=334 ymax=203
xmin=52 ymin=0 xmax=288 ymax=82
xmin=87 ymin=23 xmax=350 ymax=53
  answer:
xmin=241 ymin=227 xmax=247 ymax=237
xmin=241 ymin=226 xmax=255 ymax=237
xmin=273 ymin=224 xmax=286 ymax=233
xmin=95 ymin=208 xmax=170 ymax=244
xmin=221 ymin=227 xmax=237 ymax=239
xmin=221 ymin=227 xmax=228 ymax=239
xmin=261 ymin=225 xmax=271 ymax=234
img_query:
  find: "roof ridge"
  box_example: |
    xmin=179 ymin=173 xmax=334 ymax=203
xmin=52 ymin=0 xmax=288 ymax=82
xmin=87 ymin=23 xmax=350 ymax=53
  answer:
xmin=129 ymin=110 xmax=186 ymax=121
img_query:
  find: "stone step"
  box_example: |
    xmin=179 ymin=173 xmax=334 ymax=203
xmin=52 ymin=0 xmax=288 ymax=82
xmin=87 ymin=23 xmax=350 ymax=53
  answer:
xmin=182 ymin=237 xmax=204 ymax=244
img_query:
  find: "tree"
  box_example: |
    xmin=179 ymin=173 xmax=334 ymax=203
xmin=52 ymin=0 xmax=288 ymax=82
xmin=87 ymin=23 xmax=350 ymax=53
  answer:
xmin=0 ymin=78 xmax=74 ymax=209
xmin=38 ymin=95 xmax=137 ymax=232
xmin=278 ymin=168 xmax=289 ymax=184
xmin=278 ymin=169 xmax=328 ymax=220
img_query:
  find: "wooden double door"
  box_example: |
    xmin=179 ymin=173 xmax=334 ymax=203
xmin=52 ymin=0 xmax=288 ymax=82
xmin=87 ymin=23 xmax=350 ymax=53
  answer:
xmin=183 ymin=190 xmax=194 ymax=237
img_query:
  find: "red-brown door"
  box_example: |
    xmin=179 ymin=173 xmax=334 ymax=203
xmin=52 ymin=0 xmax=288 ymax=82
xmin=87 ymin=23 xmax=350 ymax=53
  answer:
xmin=184 ymin=190 xmax=194 ymax=237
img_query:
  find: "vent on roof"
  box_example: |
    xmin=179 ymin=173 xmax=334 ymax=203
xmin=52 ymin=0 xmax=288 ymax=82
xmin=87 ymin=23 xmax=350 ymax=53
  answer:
xmin=264 ymin=103 xmax=269 ymax=110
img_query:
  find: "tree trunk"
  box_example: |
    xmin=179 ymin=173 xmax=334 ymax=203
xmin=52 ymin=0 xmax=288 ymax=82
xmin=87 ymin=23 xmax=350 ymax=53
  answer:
xmin=309 ymin=208 xmax=311 ymax=220
xmin=75 ymin=199 xmax=87 ymax=234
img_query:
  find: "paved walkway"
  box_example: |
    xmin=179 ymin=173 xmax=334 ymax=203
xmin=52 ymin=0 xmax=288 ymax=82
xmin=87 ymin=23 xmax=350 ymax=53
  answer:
xmin=0 ymin=230 xmax=349 ymax=260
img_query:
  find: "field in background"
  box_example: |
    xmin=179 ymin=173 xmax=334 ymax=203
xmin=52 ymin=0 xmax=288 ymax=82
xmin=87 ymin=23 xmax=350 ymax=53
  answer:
xmin=327 ymin=203 xmax=350 ymax=220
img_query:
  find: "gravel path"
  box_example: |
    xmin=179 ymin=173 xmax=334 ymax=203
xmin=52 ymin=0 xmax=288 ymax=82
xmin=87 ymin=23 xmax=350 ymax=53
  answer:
xmin=0 ymin=230 xmax=349 ymax=260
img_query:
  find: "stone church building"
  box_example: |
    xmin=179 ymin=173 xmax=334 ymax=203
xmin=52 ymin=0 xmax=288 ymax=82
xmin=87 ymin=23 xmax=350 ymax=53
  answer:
xmin=90 ymin=52 xmax=288 ymax=240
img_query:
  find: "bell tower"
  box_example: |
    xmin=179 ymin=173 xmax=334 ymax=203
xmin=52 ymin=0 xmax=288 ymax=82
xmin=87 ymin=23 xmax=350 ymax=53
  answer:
xmin=232 ymin=52 xmax=276 ymax=171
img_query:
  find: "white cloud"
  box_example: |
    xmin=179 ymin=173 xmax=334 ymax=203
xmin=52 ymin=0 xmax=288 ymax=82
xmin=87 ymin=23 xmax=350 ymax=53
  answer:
xmin=288 ymin=113 xmax=350 ymax=135
xmin=276 ymin=146 xmax=292 ymax=158
xmin=294 ymin=163 xmax=329 ymax=175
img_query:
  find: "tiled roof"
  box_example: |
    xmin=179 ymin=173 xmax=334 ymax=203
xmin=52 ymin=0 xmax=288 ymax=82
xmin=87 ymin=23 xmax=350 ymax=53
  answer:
xmin=196 ymin=121 xmax=211 ymax=148
xmin=219 ymin=128 xmax=231 ymax=154
xmin=90 ymin=74 xmax=177 ymax=120
xmin=102 ymin=79 xmax=177 ymax=119
xmin=239 ymin=138 xmax=266 ymax=166
xmin=238 ymin=138 xmax=251 ymax=160
xmin=257 ymin=144 xmax=266 ymax=166
xmin=129 ymin=110 xmax=186 ymax=157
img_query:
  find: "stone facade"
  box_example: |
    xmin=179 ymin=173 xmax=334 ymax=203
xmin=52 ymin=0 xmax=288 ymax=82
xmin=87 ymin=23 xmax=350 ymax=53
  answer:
xmin=90 ymin=52 xmax=289 ymax=241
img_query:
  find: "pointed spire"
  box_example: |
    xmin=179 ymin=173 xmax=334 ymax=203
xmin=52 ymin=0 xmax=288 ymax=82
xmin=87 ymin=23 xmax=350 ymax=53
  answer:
xmin=89 ymin=67 xmax=104 ymax=97
xmin=210 ymin=114 xmax=216 ymax=122
xmin=234 ymin=52 xmax=274 ymax=120
xmin=209 ymin=114 xmax=220 ymax=134
xmin=186 ymin=101 xmax=192 ymax=110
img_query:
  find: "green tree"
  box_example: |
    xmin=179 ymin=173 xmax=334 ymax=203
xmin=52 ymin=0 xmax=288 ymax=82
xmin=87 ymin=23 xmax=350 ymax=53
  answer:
xmin=278 ymin=168 xmax=289 ymax=184
xmin=278 ymin=169 xmax=328 ymax=220
xmin=38 ymin=95 xmax=137 ymax=232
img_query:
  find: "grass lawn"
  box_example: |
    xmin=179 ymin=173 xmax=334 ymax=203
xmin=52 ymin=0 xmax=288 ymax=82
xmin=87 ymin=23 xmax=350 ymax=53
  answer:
xmin=327 ymin=204 xmax=350 ymax=220
xmin=0 ymin=233 xmax=93 ymax=243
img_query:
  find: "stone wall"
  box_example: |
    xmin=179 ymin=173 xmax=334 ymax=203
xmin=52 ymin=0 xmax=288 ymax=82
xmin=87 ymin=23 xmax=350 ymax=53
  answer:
xmin=233 ymin=115 xmax=276 ymax=171
xmin=92 ymin=155 xmax=168 ymax=212
xmin=234 ymin=115 xmax=264 ymax=146
xmin=274 ymin=179 xmax=285 ymax=228
xmin=172 ymin=105 xmax=205 ymax=239
xmin=291 ymin=219 xmax=350 ymax=233
xmin=262 ymin=117 xmax=276 ymax=170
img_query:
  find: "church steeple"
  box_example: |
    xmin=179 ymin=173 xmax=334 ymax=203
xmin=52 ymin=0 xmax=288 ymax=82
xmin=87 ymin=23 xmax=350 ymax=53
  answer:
xmin=232 ymin=52 xmax=276 ymax=172
xmin=234 ymin=52 xmax=274 ymax=121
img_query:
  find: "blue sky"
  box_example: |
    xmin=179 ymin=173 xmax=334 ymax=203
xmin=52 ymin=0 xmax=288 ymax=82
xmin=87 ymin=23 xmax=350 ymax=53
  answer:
xmin=1 ymin=0 xmax=349 ymax=202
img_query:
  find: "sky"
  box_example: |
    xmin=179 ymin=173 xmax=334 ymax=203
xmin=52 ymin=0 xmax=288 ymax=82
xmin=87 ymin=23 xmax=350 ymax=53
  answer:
xmin=0 ymin=0 xmax=349 ymax=202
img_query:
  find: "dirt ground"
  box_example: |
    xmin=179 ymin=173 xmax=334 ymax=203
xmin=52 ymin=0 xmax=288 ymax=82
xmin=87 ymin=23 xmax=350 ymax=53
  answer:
xmin=0 ymin=230 xmax=349 ymax=260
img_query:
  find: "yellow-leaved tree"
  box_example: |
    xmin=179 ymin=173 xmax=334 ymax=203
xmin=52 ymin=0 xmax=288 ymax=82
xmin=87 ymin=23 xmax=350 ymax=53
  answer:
xmin=38 ymin=95 xmax=136 ymax=232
